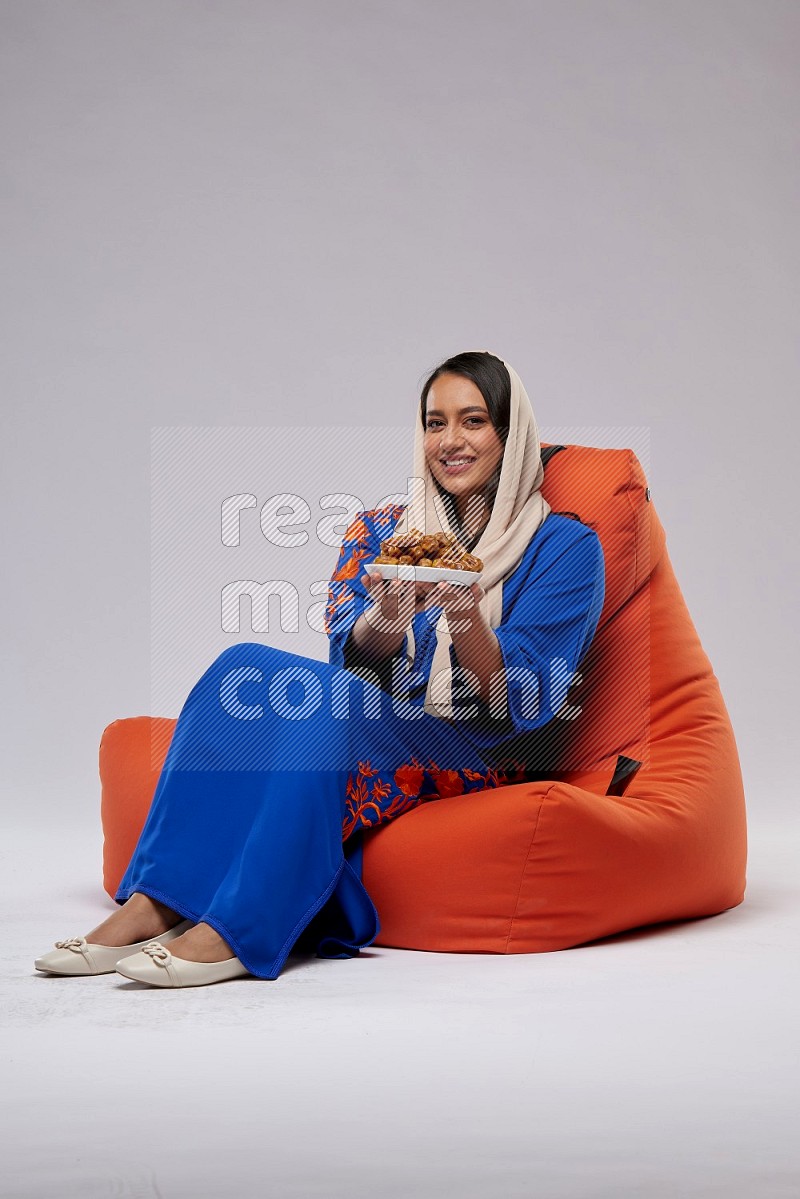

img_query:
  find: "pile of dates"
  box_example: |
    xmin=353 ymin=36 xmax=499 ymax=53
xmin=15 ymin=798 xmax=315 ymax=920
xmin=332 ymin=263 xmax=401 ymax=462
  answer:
xmin=373 ymin=528 xmax=483 ymax=572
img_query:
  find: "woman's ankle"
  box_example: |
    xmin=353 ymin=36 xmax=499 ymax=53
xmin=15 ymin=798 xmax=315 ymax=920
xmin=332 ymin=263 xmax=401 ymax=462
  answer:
xmin=128 ymin=892 xmax=180 ymax=921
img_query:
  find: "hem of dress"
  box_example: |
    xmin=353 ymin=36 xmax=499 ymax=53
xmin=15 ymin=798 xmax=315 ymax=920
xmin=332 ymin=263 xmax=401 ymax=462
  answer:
xmin=205 ymin=858 xmax=350 ymax=980
xmin=117 ymin=864 xmax=351 ymax=982
xmin=313 ymin=857 xmax=381 ymax=960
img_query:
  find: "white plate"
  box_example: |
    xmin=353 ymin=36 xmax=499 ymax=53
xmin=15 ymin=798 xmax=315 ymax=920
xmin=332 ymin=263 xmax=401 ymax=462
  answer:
xmin=364 ymin=560 xmax=482 ymax=587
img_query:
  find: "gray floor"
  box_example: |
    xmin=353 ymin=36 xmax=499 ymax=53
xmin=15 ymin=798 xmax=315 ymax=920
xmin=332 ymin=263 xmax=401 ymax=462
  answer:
xmin=6 ymin=810 xmax=799 ymax=1199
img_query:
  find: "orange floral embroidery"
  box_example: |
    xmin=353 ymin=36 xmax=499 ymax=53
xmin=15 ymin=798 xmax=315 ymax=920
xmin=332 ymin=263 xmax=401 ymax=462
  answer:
xmin=341 ymin=752 xmax=515 ymax=839
xmin=344 ymin=517 xmax=371 ymax=543
xmin=331 ymin=547 xmax=372 ymax=582
xmin=431 ymin=769 xmax=464 ymax=798
xmin=487 ymin=759 xmax=531 ymax=786
xmin=324 ymin=504 xmax=407 ymax=637
xmin=394 ymin=762 xmax=425 ymax=796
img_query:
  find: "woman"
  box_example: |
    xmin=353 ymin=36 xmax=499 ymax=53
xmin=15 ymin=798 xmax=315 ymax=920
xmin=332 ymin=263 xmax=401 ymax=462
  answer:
xmin=34 ymin=351 xmax=605 ymax=988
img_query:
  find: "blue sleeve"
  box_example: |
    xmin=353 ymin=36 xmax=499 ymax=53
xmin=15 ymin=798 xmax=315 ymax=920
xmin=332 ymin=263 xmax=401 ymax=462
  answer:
xmin=456 ymin=528 xmax=606 ymax=750
xmin=324 ymin=505 xmax=406 ymax=672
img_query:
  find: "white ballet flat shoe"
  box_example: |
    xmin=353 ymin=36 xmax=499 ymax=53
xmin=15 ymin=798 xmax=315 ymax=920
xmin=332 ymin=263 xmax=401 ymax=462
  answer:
xmin=115 ymin=940 xmax=251 ymax=988
xmin=34 ymin=918 xmax=195 ymax=976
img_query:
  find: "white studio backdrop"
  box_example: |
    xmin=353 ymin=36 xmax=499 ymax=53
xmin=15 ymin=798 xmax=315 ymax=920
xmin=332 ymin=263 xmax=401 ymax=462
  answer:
xmin=1 ymin=1 xmax=797 ymax=816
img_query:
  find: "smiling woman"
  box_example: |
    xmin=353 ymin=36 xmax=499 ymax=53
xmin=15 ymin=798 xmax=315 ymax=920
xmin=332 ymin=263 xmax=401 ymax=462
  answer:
xmin=36 ymin=350 xmax=605 ymax=989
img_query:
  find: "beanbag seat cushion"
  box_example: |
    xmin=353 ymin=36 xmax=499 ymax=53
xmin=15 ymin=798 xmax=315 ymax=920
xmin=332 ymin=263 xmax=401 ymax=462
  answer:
xmin=99 ymin=444 xmax=747 ymax=954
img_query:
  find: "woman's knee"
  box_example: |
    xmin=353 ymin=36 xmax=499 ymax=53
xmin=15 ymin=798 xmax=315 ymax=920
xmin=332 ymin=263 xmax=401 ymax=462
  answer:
xmin=208 ymin=641 xmax=285 ymax=669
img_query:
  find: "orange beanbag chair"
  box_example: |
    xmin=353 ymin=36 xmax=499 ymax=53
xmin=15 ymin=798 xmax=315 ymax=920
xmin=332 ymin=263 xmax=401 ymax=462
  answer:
xmin=100 ymin=444 xmax=747 ymax=953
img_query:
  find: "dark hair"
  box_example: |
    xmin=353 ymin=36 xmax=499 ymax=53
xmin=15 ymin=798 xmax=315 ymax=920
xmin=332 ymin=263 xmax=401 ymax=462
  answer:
xmin=418 ymin=351 xmax=510 ymax=551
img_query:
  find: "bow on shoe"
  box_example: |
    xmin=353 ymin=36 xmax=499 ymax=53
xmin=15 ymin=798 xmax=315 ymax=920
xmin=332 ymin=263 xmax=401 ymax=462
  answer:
xmin=54 ymin=936 xmax=89 ymax=954
xmin=142 ymin=941 xmax=172 ymax=967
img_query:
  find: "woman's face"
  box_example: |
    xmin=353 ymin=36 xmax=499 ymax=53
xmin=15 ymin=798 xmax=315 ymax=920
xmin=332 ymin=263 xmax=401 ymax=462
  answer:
xmin=423 ymin=373 xmax=505 ymax=518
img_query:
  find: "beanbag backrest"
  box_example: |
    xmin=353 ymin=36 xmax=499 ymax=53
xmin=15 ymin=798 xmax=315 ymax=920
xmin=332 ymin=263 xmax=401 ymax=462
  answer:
xmin=490 ymin=442 xmax=658 ymax=781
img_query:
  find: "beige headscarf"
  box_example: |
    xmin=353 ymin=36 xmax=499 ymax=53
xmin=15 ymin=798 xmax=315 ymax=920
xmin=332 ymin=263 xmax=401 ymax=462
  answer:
xmin=395 ymin=350 xmax=551 ymax=719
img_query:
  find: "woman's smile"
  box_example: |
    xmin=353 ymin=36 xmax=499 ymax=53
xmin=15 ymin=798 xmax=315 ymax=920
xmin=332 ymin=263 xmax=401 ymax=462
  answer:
xmin=439 ymin=455 xmax=477 ymax=476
